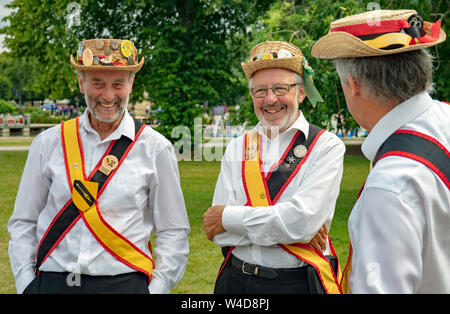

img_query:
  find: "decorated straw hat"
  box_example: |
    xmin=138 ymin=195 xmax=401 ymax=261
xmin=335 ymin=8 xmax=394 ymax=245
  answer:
xmin=241 ymin=41 xmax=304 ymax=80
xmin=242 ymin=41 xmax=323 ymax=106
xmin=311 ymin=9 xmax=446 ymax=59
xmin=70 ymin=38 xmax=144 ymax=73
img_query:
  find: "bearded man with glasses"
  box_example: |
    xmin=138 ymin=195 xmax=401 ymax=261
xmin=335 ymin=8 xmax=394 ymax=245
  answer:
xmin=203 ymin=41 xmax=346 ymax=294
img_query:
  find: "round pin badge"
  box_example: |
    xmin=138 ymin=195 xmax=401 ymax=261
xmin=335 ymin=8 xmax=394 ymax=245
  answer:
xmin=110 ymin=40 xmax=120 ymax=50
xmin=121 ymin=40 xmax=134 ymax=58
xmin=261 ymin=52 xmax=274 ymax=60
xmin=277 ymin=49 xmax=293 ymax=59
xmin=293 ymin=145 xmax=307 ymax=158
xmin=95 ymin=40 xmax=106 ymax=50
xmin=82 ymin=48 xmax=94 ymax=66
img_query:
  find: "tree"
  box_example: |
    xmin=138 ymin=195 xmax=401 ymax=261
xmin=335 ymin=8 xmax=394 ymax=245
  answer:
xmin=240 ymin=0 xmax=449 ymax=130
xmin=0 ymin=75 xmax=12 ymax=100
xmin=1 ymin=0 xmax=274 ymax=142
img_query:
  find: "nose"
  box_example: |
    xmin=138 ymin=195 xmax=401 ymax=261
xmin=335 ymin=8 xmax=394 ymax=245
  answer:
xmin=265 ymin=88 xmax=278 ymax=104
xmin=101 ymin=86 xmax=115 ymax=103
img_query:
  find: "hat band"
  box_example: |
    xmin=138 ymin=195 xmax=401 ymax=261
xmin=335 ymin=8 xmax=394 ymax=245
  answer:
xmin=331 ymin=18 xmax=441 ymax=50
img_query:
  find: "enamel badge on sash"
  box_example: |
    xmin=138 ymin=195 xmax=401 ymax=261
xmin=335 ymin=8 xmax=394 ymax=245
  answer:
xmin=99 ymin=155 xmax=119 ymax=176
xmin=72 ymin=180 xmax=99 ymax=212
xmin=293 ymin=145 xmax=307 ymax=158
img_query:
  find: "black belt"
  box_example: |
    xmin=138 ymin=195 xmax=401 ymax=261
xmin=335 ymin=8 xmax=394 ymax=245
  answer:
xmin=230 ymin=255 xmax=308 ymax=280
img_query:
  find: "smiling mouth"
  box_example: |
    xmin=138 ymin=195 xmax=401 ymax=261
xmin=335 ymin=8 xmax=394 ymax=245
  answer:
xmin=97 ymin=101 xmax=117 ymax=108
xmin=264 ymin=105 xmax=286 ymax=114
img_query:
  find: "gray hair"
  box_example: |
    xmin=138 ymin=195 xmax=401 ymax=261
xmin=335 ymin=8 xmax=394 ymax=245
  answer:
xmin=333 ymin=49 xmax=434 ymax=104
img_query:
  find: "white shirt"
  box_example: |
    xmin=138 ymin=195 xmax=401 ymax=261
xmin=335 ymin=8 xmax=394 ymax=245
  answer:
xmin=8 ymin=110 xmax=190 ymax=294
xmin=212 ymin=111 xmax=345 ymax=268
xmin=348 ymin=92 xmax=450 ymax=293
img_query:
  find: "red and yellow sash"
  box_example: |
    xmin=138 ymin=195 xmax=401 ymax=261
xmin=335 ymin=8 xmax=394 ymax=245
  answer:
xmin=241 ymin=129 xmax=343 ymax=294
xmin=61 ymin=117 xmax=154 ymax=282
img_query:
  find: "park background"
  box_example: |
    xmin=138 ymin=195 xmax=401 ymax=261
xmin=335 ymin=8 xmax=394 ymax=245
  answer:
xmin=0 ymin=0 xmax=448 ymax=293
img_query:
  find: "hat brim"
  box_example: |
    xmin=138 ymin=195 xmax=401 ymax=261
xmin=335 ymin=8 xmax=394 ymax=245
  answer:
xmin=241 ymin=56 xmax=303 ymax=80
xmin=70 ymin=54 xmax=144 ymax=73
xmin=311 ymin=23 xmax=446 ymax=59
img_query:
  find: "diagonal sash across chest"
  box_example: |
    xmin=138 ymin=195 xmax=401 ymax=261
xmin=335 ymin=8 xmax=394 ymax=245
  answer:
xmin=35 ymin=117 xmax=154 ymax=283
xmin=340 ymin=129 xmax=450 ymax=293
xmin=227 ymin=124 xmax=343 ymax=294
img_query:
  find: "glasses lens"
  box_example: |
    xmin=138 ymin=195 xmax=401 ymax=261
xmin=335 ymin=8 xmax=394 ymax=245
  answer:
xmin=252 ymin=87 xmax=268 ymax=98
xmin=273 ymin=84 xmax=289 ymax=96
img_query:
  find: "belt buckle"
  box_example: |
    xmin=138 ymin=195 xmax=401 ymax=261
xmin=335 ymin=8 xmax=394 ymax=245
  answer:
xmin=241 ymin=262 xmax=259 ymax=276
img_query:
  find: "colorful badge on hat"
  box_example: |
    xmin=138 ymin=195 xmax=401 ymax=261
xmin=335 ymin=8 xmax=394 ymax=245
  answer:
xmin=121 ymin=40 xmax=134 ymax=58
xmin=261 ymin=52 xmax=274 ymax=60
xmin=82 ymin=48 xmax=94 ymax=66
xmin=277 ymin=49 xmax=293 ymax=59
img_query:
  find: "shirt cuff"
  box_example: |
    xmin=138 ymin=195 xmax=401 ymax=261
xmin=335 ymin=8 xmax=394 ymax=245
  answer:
xmin=222 ymin=205 xmax=246 ymax=235
xmin=148 ymin=273 xmax=170 ymax=294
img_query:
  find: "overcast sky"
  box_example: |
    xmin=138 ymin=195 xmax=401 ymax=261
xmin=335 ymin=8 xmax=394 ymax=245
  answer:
xmin=0 ymin=0 xmax=12 ymax=52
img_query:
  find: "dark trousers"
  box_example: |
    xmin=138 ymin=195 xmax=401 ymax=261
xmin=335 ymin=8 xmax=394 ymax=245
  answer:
xmin=23 ymin=271 xmax=149 ymax=294
xmin=214 ymin=255 xmax=311 ymax=294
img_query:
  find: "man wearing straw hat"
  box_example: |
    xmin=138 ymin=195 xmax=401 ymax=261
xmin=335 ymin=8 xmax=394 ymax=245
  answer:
xmin=312 ymin=9 xmax=449 ymax=293
xmin=8 ymin=38 xmax=190 ymax=293
xmin=203 ymin=41 xmax=345 ymax=293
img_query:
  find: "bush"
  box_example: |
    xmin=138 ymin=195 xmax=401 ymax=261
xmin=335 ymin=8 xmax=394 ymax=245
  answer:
xmin=0 ymin=100 xmax=17 ymax=114
xmin=30 ymin=110 xmax=67 ymax=124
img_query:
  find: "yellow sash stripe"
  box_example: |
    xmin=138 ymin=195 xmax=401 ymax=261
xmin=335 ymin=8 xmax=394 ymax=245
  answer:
xmin=62 ymin=118 xmax=154 ymax=281
xmin=244 ymin=132 xmax=270 ymax=207
xmin=243 ymin=131 xmax=342 ymax=294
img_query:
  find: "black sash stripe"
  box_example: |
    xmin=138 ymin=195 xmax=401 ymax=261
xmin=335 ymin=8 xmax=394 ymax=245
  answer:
xmin=267 ymin=124 xmax=323 ymax=203
xmin=374 ymin=131 xmax=449 ymax=183
xmin=35 ymin=119 xmax=144 ymax=272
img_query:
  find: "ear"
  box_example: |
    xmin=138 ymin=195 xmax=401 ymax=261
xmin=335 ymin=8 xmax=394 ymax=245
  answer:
xmin=297 ymin=84 xmax=306 ymax=104
xmin=77 ymin=73 xmax=85 ymax=94
xmin=347 ymin=73 xmax=361 ymax=97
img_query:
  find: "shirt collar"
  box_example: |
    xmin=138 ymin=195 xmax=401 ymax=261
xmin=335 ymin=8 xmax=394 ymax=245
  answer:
xmin=361 ymin=91 xmax=434 ymax=161
xmin=79 ymin=109 xmax=136 ymax=142
xmin=255 ymin=110 xmax=309 ymax=140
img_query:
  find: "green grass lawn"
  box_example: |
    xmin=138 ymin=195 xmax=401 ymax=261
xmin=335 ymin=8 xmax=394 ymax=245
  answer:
xmin=0 ymin=151 xmax=369 ymax=294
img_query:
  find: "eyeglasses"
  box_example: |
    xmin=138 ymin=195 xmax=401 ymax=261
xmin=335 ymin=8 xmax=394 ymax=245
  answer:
xmin=250 ymin=83 xmax=299 ymax=98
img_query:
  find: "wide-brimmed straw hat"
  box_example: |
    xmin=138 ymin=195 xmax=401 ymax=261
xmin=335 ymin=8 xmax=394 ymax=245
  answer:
xmin=70 ymin=38 xmax=144 ymax=73
xmin=311 ymin=9 xmax=446 ymax=59
xmin=241 ymin=41 xmax=304 ymax=79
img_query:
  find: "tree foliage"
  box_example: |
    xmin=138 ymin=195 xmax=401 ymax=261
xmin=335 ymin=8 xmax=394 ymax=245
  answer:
xmin=233 ymin=0 xmax=449 ymax=129
xmin=0 ymin=0 xmax=448 ymax=135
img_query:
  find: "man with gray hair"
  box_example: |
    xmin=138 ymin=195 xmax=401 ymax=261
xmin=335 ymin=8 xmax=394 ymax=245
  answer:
xmin=312 ymin=9 xmax=449 ymax=293
xmin=203 ymin=41 xmax=345 ymax=294
xmin=8 ymin=38 xmax=190 ymax=294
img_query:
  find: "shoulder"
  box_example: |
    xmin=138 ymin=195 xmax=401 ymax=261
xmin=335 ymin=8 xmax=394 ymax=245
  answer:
xmin=30 ymin=123 xmax=62 ymax=154
xmin=137 ymin=125 xmax=174 ymax=153
xmin=312 ymin=128 xmax=346 ymax=156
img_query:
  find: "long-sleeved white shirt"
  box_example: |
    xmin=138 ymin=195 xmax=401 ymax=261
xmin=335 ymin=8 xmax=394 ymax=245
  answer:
xmin=348 ymin=92 xmax=450 ymax=293
xmin=212 ymin=111 xmax=345 ymax=268
xmin=8 ymin=110 xmax=190 ymax=294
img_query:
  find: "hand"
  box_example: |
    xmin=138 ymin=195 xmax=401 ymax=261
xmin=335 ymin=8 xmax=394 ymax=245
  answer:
xmin=308 ymin=224 xmax=328 ymax=251
xmin=203 ymin=205 xmax=226 ymax=241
